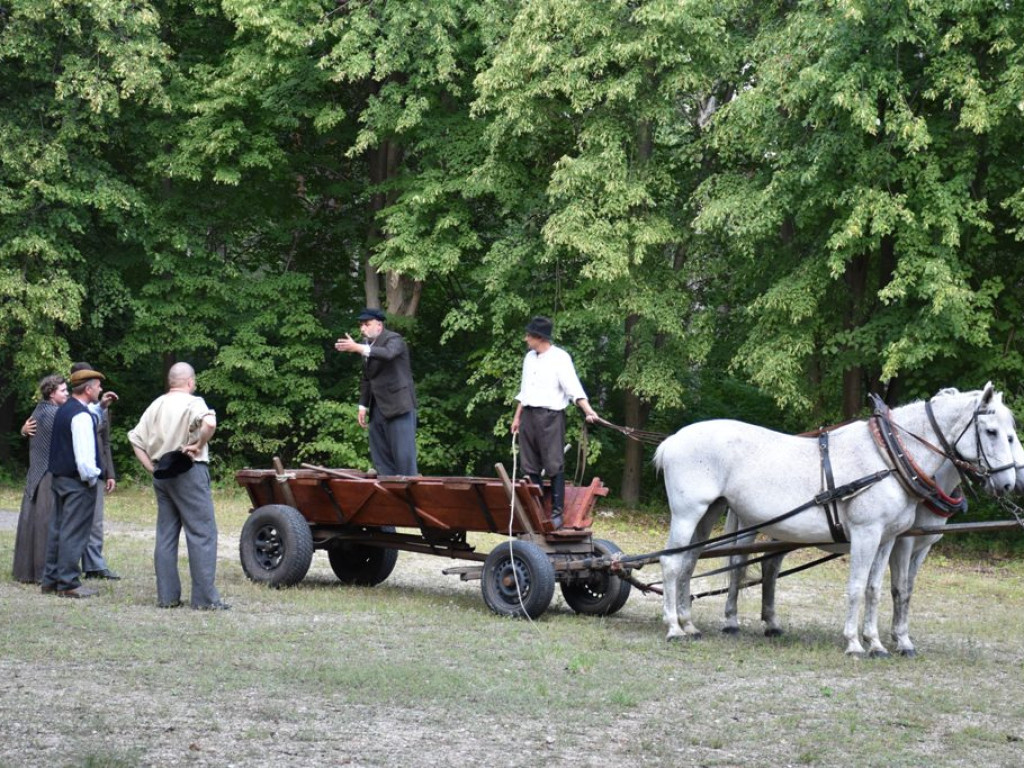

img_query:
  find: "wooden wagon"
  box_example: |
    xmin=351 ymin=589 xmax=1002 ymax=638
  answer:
xmin=235 ymin=461 xmax=631 ymax=619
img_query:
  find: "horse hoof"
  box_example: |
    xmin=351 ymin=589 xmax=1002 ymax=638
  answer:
xmin=898 ymin=648 xmax=917 ymax=659
xmin=721 ymin=626 xmax=740 ymax=636
xmin=667 ymin=631 xmax=702 ymax=642
xmin=764 ymin=627 xmax=784 ymax=638
xmin=868 ymin=649 xmax=891 ymax=660
xmin=845 ymin=650 xmax=866 ymax=659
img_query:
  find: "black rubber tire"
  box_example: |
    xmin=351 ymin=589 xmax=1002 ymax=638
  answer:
xmin=327 ymin=526 xmax=399 ymax=586
xmin=560 ymin=538 xmax=632 ymax=616
xmin=481 ymin=540 xmax=556 ymax=619
xmin=239 ymin=504 xmax=314 ymax=588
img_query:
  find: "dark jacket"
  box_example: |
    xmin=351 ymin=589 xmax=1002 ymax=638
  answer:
xmin=48 ymin=399 xmax=101 ymax=480
xmin=359 ymin=328 xmax=417 ymax=419
xmin=96 ymin=409 xmax=115 ymax=481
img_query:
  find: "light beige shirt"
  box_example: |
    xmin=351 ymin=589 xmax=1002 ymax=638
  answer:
xmin=127 ymin=391 xmax=216 ymax=462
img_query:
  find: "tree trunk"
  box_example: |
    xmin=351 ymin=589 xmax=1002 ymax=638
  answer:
xmin=385 ymin=272 xmax=422 ymax=318
xmin=363 ymin=139 xmax=403 ymax=310
xmin=620 ymin=388 xmax=650 ymax=506
xmin=620 ymin=313 xmax=651 ymax=506
xmin=619 ymin=120 xmax=655 ymax=506
xmin=841 ymin=252 xmax=869 ymax=419
xmin=0 ymin=389 xmax=14 ymax=467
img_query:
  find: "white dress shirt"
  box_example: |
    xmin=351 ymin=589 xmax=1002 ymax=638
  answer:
xmin=70 ymin=411 xmax=102 ymax=486
xmin=515 ymin=345 xmax=588 ymax=411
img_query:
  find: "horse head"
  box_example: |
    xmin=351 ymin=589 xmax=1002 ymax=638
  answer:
xmin=931 ymin=382 xmax=1019 ymax=497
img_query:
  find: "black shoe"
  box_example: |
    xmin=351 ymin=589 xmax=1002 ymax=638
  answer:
xmin=56 ymin=586 xmax=99 ymax=599
xmin=84 ymin=569 xmax=121 ymax=580
xmin=550 ymin=509 xmax=564 ymax=530
xmin=158 ymin=600 xmax=182 ymax=609
xmin=40 ymin=583 xmax=57 ymax=595
xmin=195 ymin=601 xmax=231 ymax=611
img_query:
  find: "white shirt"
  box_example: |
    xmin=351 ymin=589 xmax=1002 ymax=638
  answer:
xmin=515 ymin=345 xmax=588 ymax=411
xmin=70 ymin=411 xmax=102 ymax=486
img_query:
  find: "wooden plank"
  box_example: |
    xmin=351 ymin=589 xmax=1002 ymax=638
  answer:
xmin=495 ymin=463 xmax=536 ymax=535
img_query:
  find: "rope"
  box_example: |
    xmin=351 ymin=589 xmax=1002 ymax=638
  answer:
xmin=507 ymin=431 xmax=538 ymax=628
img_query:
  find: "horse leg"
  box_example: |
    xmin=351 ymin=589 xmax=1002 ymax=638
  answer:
xmin=722 ymin=510 xmax=745 ymax=635
xmin=661 ymin=515 xmax=702 ymax=641
xmin=760 ymin=551 xmax=785 ymax=637
xmin=843 ymin=529 xmax=885 ymax=657
xmin=891 ymin=536 xmax=939 ymax=657
xmin=662 ymin=504 xmax=721 ymax=641
xmin=861 ymin=537 xmax=896 ymax=658
xmin=889 ymin=537 xmax=914 ymax=656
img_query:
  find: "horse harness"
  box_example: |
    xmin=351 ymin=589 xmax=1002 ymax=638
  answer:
xmin=867 ymin=395 xmax=968 ymax=519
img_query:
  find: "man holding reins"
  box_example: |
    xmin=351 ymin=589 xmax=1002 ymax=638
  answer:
xmin=511 ymin=316 xmax=599 ymax=529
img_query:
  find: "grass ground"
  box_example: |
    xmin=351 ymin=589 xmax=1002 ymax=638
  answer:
xmin=1 ymin=484 xmax=1022 ymax=767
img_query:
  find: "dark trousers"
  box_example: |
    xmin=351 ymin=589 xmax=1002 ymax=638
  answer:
xmin=519 ymin=407 xmax=567 ymax=512
xmin=43 ymin=476 xmax=98 ymax=591
xmin=369 ymin=409 xmax=418 ymax=476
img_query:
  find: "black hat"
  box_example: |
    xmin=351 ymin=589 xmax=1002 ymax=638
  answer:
xmin=153 ymin=450 xmax=194 ymax=479
xmin=525 ymin=316 xmax=553 ymax=341
xmin=357 ymin=307 xmax=386 ymax=322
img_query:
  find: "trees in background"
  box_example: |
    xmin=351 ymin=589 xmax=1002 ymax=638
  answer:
xmin=3 ymin=1 xmax=1024 ymax=503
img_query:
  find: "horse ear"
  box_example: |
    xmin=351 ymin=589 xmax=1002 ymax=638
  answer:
xmin=981 ymin=381 xmax=995 ymax=404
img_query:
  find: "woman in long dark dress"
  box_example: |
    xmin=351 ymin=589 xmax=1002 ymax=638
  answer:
xmin=12 ymin=374 xmax=68 ymax=583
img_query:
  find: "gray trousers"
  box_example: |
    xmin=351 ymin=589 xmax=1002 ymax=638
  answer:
xmin=369 ymin=408 xmax=418 ymax=476
xmin=43 ymin=476 xmax=98 ymax=591
xmin=153 ymin=463 xmax=221 ymax=608
xmin=80 ymin=483 xmax=110 ymax=573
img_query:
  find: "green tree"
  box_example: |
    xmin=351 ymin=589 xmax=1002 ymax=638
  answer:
xmin=0 ymin=0 xmax=171 ymax=459
xmin=697 ymin=1 xmax=1024 ymax=419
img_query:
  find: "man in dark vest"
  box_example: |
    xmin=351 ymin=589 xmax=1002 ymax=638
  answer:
xmin=42 ymin=367 xmax=107 ymax=598
xmin=334 ymin=307 xmax=418 ymax=476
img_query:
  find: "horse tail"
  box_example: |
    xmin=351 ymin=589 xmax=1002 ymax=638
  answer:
xmin=652 ymin=439 xmax=666 ymax=475
xmin=652 ymin=435 xmax=675 ymax=475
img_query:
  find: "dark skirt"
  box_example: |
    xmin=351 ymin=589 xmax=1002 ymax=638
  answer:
xmin=12 ymin=473 xmax=54 ymax=583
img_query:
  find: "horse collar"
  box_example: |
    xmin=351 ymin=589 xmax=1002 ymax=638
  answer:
xmin=868 ymin=399 xmax=967 ymax=518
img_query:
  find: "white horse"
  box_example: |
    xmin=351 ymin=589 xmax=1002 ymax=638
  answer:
xmin=722 ymin=392 xmax=1024 ymax=656
xmin=653 ymin=384 xmax=1019 ymax=657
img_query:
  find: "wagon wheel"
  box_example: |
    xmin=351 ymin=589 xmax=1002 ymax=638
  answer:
xmin=560 ymin=538 xmax=632 ymax=616
xmin=328 ymin=526 xmax=399 ymax=586
xmin=481 ymin=540 xmax=556 ymax=619
xmin=239 ymin=504 xmax=314 ymax=588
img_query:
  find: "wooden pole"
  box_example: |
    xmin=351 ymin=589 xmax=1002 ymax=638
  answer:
xmin=495 ymin=463 xmax=536 ymax=536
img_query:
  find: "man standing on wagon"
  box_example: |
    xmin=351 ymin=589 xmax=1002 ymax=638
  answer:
xmin=511 ymin=316 xmax=599 ymax=529
xmin=335 ymin=307 xmax=419 ymax=477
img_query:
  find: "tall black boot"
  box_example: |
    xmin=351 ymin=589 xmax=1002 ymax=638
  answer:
xmin=550 ymin=472 xmax=565 ymax=529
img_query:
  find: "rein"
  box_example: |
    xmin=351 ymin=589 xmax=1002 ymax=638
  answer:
xmin=590 ymin=416 xmax=668 ymax=446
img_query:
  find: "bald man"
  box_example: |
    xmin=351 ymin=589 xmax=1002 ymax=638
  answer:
xmin=128 ymin=362 xmax=228 ymax=610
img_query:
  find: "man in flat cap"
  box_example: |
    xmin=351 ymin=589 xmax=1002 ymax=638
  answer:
xmin=511 ymin=316 xmax=599 ymax=529
xmin=41 ymin=367 xmax=108 ymax=597
xmin=335 ymin=307 xmax=418 ymax=476
xmin=128 ymin=362 xmax=228 ymax=610
xmin=70 ymin=361 xmax=121 ymax=581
